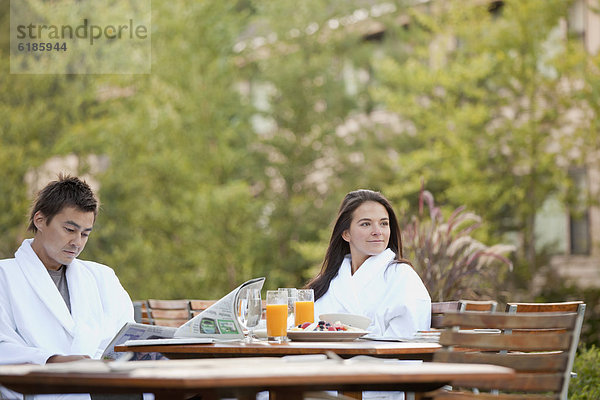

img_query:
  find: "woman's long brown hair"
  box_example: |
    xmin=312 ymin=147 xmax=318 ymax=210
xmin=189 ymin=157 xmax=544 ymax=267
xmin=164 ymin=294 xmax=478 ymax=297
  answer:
xmin=306 ymin=189 xmax=411 ymax=300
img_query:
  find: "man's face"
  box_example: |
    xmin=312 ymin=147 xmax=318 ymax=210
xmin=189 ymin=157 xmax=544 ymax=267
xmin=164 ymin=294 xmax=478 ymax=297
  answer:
xmin=31 ymin=206 xmax=95 ymax=271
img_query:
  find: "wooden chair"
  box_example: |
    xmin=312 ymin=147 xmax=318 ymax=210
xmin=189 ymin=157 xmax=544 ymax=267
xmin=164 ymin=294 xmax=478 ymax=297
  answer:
xmin=189 ymin=300 xmax=218 ymax=317
xmin=431 ymin=301 xmax=461 ymax=329
xmin=132 ymin=300 xmax=150 ymax=324
xmin=431 ymin=309 xmax=585 ymax=400
xmin=506 ymin=301 xmax=586 ymax=394
xmin=431 ymin=300 xmax=497 ymax=329
xmin=146 ymin=299 xmax=191 ymax=327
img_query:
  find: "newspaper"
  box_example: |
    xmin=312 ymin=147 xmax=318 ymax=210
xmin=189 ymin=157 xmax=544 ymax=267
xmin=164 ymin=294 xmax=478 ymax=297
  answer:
xmin=101 ymin=322 xmax=177 ymax=360
xmin=175 ymin=277 xmax=265 ymax=340
xmin=101 ymin=277 xmax=266 ymax=359
xmin=122 ymin=337 xmax=215 ymax=346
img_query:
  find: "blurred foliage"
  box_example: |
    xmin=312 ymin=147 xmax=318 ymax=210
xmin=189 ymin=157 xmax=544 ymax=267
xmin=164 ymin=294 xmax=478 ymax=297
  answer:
xmin=536 ymin=282 xmax=600 ymax=348
xmin=569 ymin=346 xmax=600 ymax=400
xmin=403 ymin=189 xmax=514 ymax=302
xmin=371 ymin=0 xmax=582 ymax=284
xmin=0 ymin=0 xmax=599 ymax=320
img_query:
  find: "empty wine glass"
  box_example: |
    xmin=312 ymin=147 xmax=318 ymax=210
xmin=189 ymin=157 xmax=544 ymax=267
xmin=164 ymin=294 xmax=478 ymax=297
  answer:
xmin=240 ymin=288 xmax=262 ymax=343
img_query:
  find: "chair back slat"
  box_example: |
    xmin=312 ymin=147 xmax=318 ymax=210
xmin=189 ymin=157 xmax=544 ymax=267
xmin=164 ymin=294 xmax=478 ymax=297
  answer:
xmin=452 ymin=373 xmax=564 ymax=392
xmin=506 ymin=301 xmax=583 ymax=313
xmin=150 ymin=309 xmax=190 ymax=319
xmin=439 ymin=311 xmax=577 ymax=330
xmin=189 ymin=300 xmax=218 ymax=317
xmin=460 ymin=300 xmax=497 ymax=312
xmin=439 ymin=330 xmax=573 ymax=352
xmin=147 ymin=299 xmax=190 ymax=310
xmin=434 ymin=349 xmax=569 ymax=372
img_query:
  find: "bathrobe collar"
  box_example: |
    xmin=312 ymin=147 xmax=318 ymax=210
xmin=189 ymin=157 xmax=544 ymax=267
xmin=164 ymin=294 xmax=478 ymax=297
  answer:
xmin=14 ymin=239 xmax=104 ymax=354
xmin=15 ymin=239 xmax=76 ymax=335
xmin=327 ymin=248 xmax=396 ymax=315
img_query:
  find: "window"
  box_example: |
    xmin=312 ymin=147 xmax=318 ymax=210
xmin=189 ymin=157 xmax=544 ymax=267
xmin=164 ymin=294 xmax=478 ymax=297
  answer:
xmin=567 ymin=0 xmax=585 ymax=38
xmin=568 ymin=168 xmax=590 ymax=255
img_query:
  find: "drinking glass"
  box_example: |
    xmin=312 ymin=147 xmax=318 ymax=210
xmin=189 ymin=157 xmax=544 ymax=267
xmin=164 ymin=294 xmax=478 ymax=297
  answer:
xmin=294 ymin=289 xmax=314 ymax=326
xmin=278 ymin=288 xmax=297 ymax=328
xmin=243 ymin=289 xmax=262 ymax=343
xmin=266 ymin=290 xmax=288 ymax=342
xmin=238 ymin=289 xmax=262 ymax=343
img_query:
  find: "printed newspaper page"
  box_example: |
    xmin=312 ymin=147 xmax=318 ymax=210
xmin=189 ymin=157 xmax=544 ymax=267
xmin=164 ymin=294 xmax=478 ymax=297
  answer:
xmin=102 ymin=277 xmax=266 ymax=357
xmin=102 ymin=323 xmax=177 ymax=360
xmin=175 ymin=277 xmax=265 ymax=340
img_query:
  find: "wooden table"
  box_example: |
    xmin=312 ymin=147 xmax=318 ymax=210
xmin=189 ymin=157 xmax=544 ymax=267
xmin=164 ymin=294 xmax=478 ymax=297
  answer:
xmin=0 ymin=357 xmax=514 ymax=400
xmin=115 ymin=339 xmax=442 ymax=361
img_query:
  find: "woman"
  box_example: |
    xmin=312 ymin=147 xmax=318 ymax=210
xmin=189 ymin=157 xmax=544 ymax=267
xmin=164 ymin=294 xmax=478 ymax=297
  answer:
xmin=307 ymin=189 xmax=431 ymax=338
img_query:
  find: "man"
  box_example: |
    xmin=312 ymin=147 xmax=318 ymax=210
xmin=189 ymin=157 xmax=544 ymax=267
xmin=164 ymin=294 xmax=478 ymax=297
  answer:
xmin=0 ymin=175 xmax=135 ymax=399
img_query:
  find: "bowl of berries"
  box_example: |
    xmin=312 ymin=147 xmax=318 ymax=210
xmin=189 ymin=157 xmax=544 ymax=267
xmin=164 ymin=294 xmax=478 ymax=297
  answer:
xmin=287 ymin=320 xmax=369 ymax=341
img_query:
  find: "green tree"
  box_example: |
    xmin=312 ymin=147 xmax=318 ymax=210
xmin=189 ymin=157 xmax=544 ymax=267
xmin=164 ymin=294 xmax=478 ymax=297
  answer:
xmin=83 ymin=1 xmax=266 ymax=298
xmin=4 ymin=0 xmax=594 ymax=303
xmin=0 ymin=1 xmax=112 ymax=257
xmin=370 ymin=0 xmax=585 ymax=287
xmin=236 ymin=0 xmax=378 ymax=288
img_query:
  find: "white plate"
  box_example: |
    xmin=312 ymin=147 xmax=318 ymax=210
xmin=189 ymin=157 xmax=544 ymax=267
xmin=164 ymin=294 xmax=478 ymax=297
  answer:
xmin=287 ymin=330 xmax=368 ymax=342
xmin=319 ymin=313 xmax=371 ymax=330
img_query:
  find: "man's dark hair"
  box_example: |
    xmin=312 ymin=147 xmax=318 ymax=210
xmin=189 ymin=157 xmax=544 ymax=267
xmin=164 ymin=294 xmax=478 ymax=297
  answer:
xmin=28 ymin=174 xmax=99 ymax=233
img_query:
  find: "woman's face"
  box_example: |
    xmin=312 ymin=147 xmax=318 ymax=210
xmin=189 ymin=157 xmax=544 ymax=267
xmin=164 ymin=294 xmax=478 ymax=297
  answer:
xmin=342 ymin=201 xmax=390 ymax=267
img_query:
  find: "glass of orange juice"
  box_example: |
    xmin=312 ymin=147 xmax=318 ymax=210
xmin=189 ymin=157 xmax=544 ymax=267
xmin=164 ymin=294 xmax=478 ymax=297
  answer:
xmin=266 ymin=290 xmax=288 ymax=342
xmin=294 ymin=289 xmax=314 ymax=326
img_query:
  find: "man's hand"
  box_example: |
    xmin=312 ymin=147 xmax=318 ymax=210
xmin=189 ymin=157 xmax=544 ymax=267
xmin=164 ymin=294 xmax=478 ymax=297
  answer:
xmin=46 ymin=354 xmax=91 ymax=363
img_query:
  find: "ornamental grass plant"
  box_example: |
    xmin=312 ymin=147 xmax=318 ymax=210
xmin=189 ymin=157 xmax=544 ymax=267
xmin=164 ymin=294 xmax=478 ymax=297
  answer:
xmin=402 ymin=189 xmax=514 ymax=302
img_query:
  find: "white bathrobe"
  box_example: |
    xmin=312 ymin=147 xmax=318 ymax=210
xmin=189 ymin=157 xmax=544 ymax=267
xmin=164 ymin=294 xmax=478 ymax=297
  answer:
xmin=0 ymin=239 xmax=134 ymax=400
xmin=314 ymin=249 xmax=431 ymax=338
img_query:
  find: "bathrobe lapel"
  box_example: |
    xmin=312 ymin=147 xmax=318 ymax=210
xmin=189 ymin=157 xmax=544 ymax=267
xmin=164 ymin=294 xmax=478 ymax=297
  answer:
xmin=15 ymin=241 xmax=75 ymax=336
xmin=15 ymin=239 xmax=105 ymax=355
xmin=327 ymin=255 xmax=362 ymax=314
xmin=327 ymin=249 xmax=396 ymax=317
xmin=66 ymin=260 xmax=105 ymax=355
